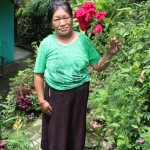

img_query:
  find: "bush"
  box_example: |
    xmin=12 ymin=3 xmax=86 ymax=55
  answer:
xmin=72 ymin=0 xmax=150 ymax=149
xmin=0 ymin=58 xmax=40 ymax=150
xmin=15 ymin=0 xmax=52 ymax=50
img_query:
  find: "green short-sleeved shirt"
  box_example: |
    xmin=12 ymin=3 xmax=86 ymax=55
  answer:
xmin=34 ymin=32 xmax=100 ymax=90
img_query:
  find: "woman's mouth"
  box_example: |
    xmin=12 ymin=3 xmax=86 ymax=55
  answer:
xmin=60 ymin=28 xmax=68 ymax=32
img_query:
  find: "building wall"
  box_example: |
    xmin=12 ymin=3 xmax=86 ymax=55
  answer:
xmin=0 ymin=0 xmax=14 ymax=64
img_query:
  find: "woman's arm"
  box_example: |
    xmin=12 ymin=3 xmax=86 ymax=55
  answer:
xmin=34 ymin=73 xmax=52 ymax=115
xmin=92 ymin=37 xmax=122 ymax=72
xmin=92 ymin=52 xmax=113 ymax=71
xmin=34 ymin=73 xmax=45 ymax=103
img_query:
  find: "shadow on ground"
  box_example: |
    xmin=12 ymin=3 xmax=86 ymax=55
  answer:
xmin=0 ymin=55 xmax=34 ymax=100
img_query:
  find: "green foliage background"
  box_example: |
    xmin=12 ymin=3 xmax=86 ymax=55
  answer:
xmin=15 ymin=0 xmax=51 ymax=50
xmin=79 ymin=0 xmax=150 ymax=149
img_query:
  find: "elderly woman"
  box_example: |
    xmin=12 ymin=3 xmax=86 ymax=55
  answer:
xmin=34 ymin=0 xmax=121 ymax=150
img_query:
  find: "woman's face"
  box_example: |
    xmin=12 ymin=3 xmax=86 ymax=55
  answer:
xmin=52 ymin=7 xmax=73 ymax=37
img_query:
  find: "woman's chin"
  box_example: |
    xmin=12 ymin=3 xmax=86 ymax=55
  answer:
xmin=59 ymin=30 xmax=72 ymax=36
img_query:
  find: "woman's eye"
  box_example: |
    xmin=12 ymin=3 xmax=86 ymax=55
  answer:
xmin=65 ymin=17 xmax=70 ymax=19
xmin=54 ymin=19 xmax=60 ymax=21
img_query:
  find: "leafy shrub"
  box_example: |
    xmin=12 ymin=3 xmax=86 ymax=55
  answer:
xmin=72 ymin=0 xmax=150 ymax=149
xmin=7 ymin=59 xmax=41 ymax=115
xmin=1 ymin=129 xmax=36 ymax=150
xmin=0 ymin=98 xmax=37 ymax=150
xmin=0 ymin=57 xmax=40 ymax=149
xmin=0 ymin=42 xmax=41 ymax=149
xmin=15 ymin=0 xmax=52 ymax=50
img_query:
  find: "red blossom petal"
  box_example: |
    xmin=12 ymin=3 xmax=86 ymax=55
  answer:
xmin=74 ymin=8 xmax=86 ymax=18
xmin=96 ymin=12 xmax=107 ymax=21
xmin=79 ymin=21 xmax=88 ymax=31
xmin=85 ymin=13 xmax=91 ymax=22
xmin=93 ymin=24 xmax=103 ymax=34
xmin=85 ymin=8 xmax=97 ymax=22
xmin=75 ymin=8 xmax=89 ymax=31
xmin=82 ymin=2 xmax=96 ymax=10
xmin=75 ymin=2 xmax=100 ymax=31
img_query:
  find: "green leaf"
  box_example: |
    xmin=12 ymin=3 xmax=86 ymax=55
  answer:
xmin=128 ymin=48 xmax=134 ymax=54
xmin=106 ymin=136 xmax=115 ymax=143
xmin=109 ymin=123 xmax=120 ymax=128
xmin=117 ymin=139 xmax=125 ymax=146
xmin=136 ymin=43 xmax=144 ymax=50
xmin=131 ymin=125 xmax=138 ymax=129
xmin=18 ymin=71 xmax=24 ymax=76
xmin=2 ymin=116 xmax=20 ymax=124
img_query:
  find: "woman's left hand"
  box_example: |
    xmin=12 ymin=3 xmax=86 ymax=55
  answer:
xmin=109 ymin=37 xmax=122 ymax=54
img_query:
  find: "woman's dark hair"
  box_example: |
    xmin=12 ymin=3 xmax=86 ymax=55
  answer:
xmin=48 ymin=0 xmax=73 ymax=26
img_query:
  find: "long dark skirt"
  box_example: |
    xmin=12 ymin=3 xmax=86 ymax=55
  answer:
xmin=41 ymin=82 xmax=89 ymax=150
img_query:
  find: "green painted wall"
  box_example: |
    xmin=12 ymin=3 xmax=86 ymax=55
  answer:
xmin=0 ymin=0 xmax=14 ymax=64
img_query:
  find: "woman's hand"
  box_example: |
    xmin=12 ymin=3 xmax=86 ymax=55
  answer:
xmin=109 ymin=37 xmax=122 ymax=54
xmin=41 ymin=102 xmax=52 ymax=116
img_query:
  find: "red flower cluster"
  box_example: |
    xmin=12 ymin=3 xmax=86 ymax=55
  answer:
xmin=74 ymin=2 xmax=106 ymax=34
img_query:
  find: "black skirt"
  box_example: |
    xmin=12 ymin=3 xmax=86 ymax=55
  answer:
xmin=41 ymin=82 xmax=89 ymax=150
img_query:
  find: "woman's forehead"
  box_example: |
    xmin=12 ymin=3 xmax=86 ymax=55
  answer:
xmin=53 ymin=7 xmax=70 ymax=17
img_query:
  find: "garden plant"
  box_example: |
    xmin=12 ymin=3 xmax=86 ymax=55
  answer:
xmin=0 ymin=0 xmax=150 ymax=149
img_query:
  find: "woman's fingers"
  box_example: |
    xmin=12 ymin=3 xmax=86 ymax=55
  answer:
xmin=111 ymin=38 xmax=122 ymax=48
xmin=109 ymin=37 xmax=123 ymax=54
xmin=44 ymin=108 xmax=52 ymax=116
xmin=42 ymin=102 xmax=52 ymax=116
xmin=118 ymin=42 xmax=122 ymax=46
xmin=46 ymin=109 xmax=52 ymax=115
xmin=48 ymin=105 xmax=52 ymax=112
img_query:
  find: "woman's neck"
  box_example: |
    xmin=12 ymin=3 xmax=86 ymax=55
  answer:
xmin=55 ymin=31 xmax=77 ymax=45
xmin=56 ymin=30 xmax=74 ymax=40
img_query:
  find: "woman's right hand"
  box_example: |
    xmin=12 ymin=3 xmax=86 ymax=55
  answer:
xmin=41 ymin=102 xmax=52 ymax=116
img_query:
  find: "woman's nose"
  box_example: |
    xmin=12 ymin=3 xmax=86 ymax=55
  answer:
xmin=60 ymin=19 xmax=66 ymax=26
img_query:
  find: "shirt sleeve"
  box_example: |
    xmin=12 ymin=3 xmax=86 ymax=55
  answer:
xmin=88 ymin=41 xmax=101 ymax=65
xmin=80 ymin=33 xmax=101 ymax=65
xmin=34 ymin=42 xmax=47 ymax=73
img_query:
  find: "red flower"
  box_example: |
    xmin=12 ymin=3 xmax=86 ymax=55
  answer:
xmin=74 ymin=7 xmax=86 ymax=18
xmin=75 ymin=2 xmax=97 ymax=31
xmin=96 ymin=12 xmax=107 ymax=21
xmin=79 ymin=21 xmax=89 ymax=31
xmin=75 ymin=1 xmax=106 ymax=33
xmin=74 ymin=8 xmax=89 ymax=31
xmin=82 ymin=2 xmax=96 ymax=10
xmin=85 ymin=8 xmax=97 ymax=22
xmin=93 ymin=24 xmax=103 ymax=34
